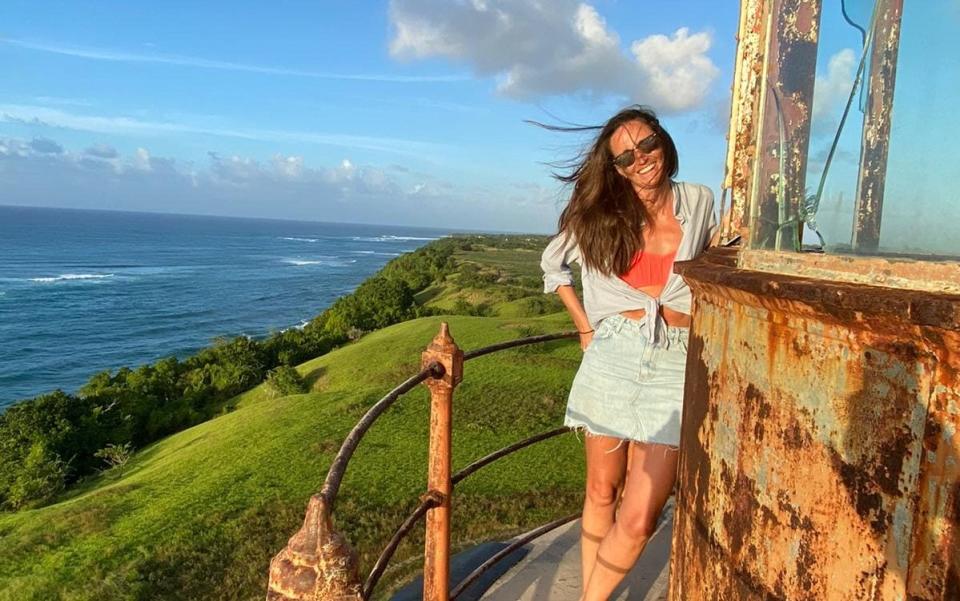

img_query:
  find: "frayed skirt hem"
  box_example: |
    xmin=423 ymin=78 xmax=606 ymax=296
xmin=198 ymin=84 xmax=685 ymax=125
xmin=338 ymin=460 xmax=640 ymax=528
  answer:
xmin=564 ymin=419 xmax=679 ymax=450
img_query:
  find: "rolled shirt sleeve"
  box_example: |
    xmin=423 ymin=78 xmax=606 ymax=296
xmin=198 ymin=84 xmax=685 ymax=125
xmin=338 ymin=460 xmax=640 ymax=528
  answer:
xmin=702 ymin=187 xmax=718 ymax=249
xmin=540 ymin=232 xmax=579 ymax=293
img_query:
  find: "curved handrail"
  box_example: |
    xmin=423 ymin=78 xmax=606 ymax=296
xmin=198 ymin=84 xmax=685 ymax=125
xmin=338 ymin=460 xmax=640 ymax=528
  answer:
xmin=320 ymin=330 xmax=577 ymax=511
xmin=363 ymin=490 xmax=443 ymax=600
xmin=463 ymin=331 xmax=577 ymax=360
xmin=362 ymin=427 xmax=572 ymax=599
xmin=451 ymin=426 xmax=570 ymax=486
xmin=320 ymin=363 xmax=442 ymax=510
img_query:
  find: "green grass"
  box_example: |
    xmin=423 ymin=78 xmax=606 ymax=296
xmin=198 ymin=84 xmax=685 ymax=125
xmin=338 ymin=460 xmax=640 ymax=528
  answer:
xmin=423 ymin=245 xmax=567 ymax=317
xmin=0 ymin=288 xmax=585 ymax=599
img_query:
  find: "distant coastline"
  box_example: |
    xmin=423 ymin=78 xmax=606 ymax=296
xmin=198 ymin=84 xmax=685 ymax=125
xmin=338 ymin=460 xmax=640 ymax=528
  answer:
xmin=0 ymin=205 xmax=455 ymax=407
xmin=0 ymin=203 xmax=529 ymax=236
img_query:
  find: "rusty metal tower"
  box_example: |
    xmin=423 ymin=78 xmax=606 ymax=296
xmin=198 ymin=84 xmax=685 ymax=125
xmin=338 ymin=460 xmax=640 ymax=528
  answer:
xmin=670 ymin=1 xmax=959 ymax=599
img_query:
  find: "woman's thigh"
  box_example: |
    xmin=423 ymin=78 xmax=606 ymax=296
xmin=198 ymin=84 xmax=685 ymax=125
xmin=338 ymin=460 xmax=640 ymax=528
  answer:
xmin=584 ymin=435 xmax=629 ymax=501
xmin=617 ymin=442 xmax=679 ymax=534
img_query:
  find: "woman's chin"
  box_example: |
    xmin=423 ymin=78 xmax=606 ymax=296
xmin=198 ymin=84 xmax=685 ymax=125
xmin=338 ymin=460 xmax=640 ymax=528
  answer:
xmin=631 ymin=171 xmax=662 ymax=190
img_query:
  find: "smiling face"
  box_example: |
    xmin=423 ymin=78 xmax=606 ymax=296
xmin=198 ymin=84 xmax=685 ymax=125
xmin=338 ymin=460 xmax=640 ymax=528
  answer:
xmin=609 ymin=119 xmax=665 ymax=193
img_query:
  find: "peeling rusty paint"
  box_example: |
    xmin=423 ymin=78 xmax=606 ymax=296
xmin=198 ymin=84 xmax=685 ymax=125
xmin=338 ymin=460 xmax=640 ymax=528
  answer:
xmin=748 ymin=0 xmax=822 ymax=251
xmin=670 ymin=249 xmax=960 ymax=600
xmin=739 ymin=249 xmax=960 ymax=296
xmin=724 ymin=0 xmax=767 ymax=241
xmin=420 ymin=323 xmax=463 ymax=601
xmin=853 ymin=0 xmax=904 ymax=253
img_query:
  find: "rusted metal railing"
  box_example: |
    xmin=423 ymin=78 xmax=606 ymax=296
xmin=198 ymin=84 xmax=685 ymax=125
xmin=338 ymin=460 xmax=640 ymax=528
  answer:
xmin=266 ymin=323 xmax=578 ymax=601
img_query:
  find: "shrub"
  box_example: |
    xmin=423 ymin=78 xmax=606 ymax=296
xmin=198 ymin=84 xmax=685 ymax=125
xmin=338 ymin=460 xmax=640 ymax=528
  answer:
xmin=451 ymin=299 xmax=494 ymax=317
xmin=4 ymin=442 xmax=67 ymax=510
xmin=264 ymin=366 xmax=307 ymax=399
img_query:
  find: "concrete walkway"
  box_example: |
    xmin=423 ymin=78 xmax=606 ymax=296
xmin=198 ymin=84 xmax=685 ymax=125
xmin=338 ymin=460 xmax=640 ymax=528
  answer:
xmin=481 ymin=502 xmax=673 ymax=601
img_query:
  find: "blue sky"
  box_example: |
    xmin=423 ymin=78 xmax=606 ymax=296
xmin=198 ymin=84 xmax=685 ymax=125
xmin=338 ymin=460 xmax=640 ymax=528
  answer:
xmin=4 ymin=1 xmax=951 ymax=239
xmin=0 ymin=0 xmax=740 ymax=232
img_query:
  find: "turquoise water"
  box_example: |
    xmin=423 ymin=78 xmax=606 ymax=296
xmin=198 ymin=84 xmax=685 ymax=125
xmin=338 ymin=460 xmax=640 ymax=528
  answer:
xmin=0 ymin=206 xmax=450 ymax=407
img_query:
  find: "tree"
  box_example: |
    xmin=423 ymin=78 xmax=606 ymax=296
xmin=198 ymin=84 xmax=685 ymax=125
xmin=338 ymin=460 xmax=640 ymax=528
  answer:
xmin=264 ymin=366 xmax=307 ymax=398
xmin=4 ymin=442 xmax=67 ymax=510
xmin=94 ymin=442 xmax=133 ymax=478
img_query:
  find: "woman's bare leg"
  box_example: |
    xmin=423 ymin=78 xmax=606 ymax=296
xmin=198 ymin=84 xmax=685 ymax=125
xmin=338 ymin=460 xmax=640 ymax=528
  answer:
xmin=579 ymin=434 xmax=628 ymax=597
xmin=582 ymin=442 xmax=678 ymax=601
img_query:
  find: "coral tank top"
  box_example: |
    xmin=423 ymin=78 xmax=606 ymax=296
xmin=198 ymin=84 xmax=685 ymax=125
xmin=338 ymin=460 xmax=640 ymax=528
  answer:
xmin=619 ymin=249 xmax=677 ymax=289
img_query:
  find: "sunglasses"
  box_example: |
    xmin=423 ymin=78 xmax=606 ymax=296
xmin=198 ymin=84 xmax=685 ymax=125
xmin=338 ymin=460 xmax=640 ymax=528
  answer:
xmin=612 ymin=132 xmax=660 ymax=168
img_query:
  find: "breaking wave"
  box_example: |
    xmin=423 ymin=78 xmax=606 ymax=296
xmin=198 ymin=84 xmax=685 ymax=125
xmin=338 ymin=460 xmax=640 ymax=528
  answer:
xmin=351 ymin=235 xmax=440 ymax=243
xmin=29 ymin=273 xmax=116 ymax=283
xmin=282 ymin=258 xmax=357 ymax=267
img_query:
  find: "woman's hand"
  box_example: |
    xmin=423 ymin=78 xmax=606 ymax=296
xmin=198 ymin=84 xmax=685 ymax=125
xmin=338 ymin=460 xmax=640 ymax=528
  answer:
xmin=556 ymin=285 xmax=591 ymax=351
xmin=579 ymin=330 xmax=594 ymax=351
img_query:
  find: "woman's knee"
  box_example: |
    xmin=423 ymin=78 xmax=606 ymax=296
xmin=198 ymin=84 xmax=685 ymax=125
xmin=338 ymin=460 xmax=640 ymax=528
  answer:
xmin=617 ymin=508 xmax=660 ymax=540
xmin=585 ymin=476 xmax=622 ymax=508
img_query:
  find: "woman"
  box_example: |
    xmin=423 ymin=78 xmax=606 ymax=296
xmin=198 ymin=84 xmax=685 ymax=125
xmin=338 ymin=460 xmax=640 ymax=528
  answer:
xmin=540 ymin=106 xmax=716 ymax=600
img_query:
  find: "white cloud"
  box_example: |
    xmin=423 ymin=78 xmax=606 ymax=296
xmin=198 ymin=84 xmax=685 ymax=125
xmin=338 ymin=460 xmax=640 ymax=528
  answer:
xmin=0 ymin=104 xmax=449 ymax=158
xmin=630 ymin=28 xmax=719 ymax=112
xmin=28 ymin=137 xmax=64 ymax=154
xmin=0 ymin=138 xmax=30 ymax=157
xmin=813 ymin=49 xmax=857 ymax=127
xmin=84 ymin=143 xmax=119 ymax=159
xmin=131 ymin=147 xmax=177 ymax=173
xmin=0 ymin=134 xmax=559 ymax=231
xmin=3 ymin=38 xmax=467 ymax=83
xmin=273 ymin=154 xmax=305 ymax=179
xmin=134 ymin=147 xmax=153 ymax=171
xmin=388 ymin=0 xmax=719 ymax=111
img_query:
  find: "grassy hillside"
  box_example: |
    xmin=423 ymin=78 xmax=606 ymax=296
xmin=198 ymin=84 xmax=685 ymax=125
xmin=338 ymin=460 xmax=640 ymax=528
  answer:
xmin=0 ymin=237 xmax=584 ymax=600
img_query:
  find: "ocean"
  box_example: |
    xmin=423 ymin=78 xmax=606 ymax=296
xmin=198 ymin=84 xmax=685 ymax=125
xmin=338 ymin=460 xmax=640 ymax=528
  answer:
xmin=0 ymin=205 xmax=451 ymax=409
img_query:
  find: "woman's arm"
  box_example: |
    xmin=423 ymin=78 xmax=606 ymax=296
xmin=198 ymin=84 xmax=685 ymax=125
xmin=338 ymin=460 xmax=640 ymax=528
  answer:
xmin=557 ymin=285 xmax=593 ymax=351
xmin=541 ymin=233 xmax=592 ymax=350
xmin=709 ymin=208 xmax=732 ymax=248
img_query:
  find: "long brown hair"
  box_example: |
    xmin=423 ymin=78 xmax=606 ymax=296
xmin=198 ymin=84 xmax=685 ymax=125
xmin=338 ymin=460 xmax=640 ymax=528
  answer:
xmin=543 ymin=106 xmax=678 ymax=276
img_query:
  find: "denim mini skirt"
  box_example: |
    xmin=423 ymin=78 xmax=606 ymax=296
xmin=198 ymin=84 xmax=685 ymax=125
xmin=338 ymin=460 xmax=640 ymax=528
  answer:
xmin=564 ymin=314 xmax=689 ymax=447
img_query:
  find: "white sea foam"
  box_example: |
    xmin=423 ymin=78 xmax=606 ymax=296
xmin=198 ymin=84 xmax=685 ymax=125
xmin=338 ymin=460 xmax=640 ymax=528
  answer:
xmin=279 ymin=319 xmax=311 ymax=334
xmin=283 ymin=258 xmax=357 ymax=267
xmin=351 ymin=235 xmax=440 ymax=243
xmin=30 ymin=273 xmax=115 ymax=283
xmin=280 ymin=237 xmax=319 ymax=243
xmin=352 ymin=250 xmax=402 ymax=256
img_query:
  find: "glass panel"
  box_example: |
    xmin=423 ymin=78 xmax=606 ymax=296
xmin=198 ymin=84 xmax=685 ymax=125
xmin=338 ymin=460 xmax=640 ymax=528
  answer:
xmin=802 ymin=0 xmax=874 ymax=252
xmin=751 ymin=0 xmax=960 ymax=259
xmin=876 ymin=2 xmax=960 ymax=257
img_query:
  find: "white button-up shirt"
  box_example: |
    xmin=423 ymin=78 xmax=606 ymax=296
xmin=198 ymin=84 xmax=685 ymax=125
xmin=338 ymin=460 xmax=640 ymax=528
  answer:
xmin=540 ymin=181 xmax=717 ymax=345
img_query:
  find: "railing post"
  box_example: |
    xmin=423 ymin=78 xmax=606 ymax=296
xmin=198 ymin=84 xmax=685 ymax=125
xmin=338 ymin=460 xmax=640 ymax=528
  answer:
xmin=266 ymin=495 xmax=362 ymax=601
xmin=421 ymin=323 xmax=463 ymax=601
